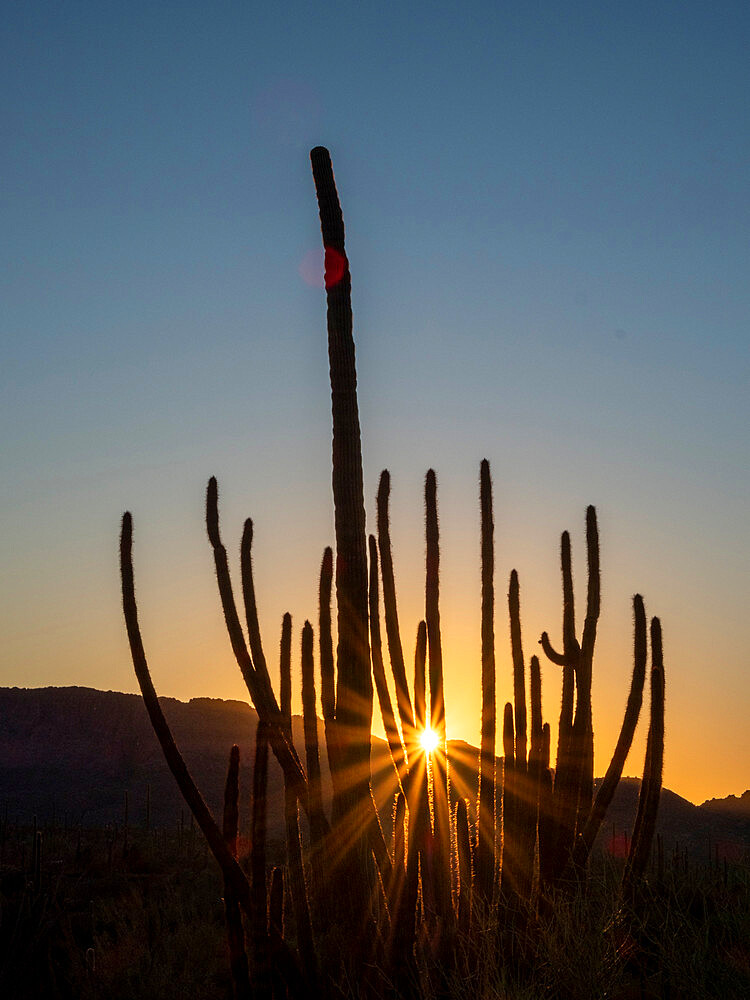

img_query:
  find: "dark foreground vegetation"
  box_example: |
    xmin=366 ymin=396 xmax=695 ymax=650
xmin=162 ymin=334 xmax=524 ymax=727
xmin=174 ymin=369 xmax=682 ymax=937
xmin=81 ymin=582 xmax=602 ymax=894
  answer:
xmin=0 ymin=819 xmax=748 ymax=999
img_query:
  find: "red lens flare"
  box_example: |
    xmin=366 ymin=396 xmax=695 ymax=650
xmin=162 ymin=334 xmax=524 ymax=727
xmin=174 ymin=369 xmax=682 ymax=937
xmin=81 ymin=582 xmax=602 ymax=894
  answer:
xmin=298 ymin=246 xmax=347 ymax=289
xmin=324 ymin=246 xmax=347 ymax=289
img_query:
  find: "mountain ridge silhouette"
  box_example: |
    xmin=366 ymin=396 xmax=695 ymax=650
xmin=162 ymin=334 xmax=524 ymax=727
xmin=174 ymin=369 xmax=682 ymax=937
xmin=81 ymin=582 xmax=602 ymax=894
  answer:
xmin=1 ymin=686 xmax=747 ymax=862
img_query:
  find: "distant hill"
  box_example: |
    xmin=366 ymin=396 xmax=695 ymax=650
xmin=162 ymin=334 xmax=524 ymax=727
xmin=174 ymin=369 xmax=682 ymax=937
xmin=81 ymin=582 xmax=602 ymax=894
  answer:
xmin=1 ymin=687 xmax=748 ymax=863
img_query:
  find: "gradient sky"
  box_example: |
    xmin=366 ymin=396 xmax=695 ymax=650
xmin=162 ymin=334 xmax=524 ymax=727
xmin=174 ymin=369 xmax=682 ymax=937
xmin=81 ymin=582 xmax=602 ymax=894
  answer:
xmin=2 ymin=2 xmax=748 ymax=805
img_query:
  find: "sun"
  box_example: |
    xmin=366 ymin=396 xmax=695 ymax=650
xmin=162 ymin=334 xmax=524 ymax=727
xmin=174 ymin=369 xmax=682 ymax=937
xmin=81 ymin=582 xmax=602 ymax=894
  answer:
xmin=419 ymin=726 xmax=439 ymax=754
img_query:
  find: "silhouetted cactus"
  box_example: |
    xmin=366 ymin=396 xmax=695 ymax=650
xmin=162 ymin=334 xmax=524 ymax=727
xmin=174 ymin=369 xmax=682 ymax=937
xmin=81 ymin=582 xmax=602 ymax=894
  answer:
xmin=538 ymin=722 xmax=555 ymax=888
xmin=377 ymin=470 xmax=418 ymax=761
xmin=368 ymin=534 xmax=408 ymax=790
xmin=455 ymin=797 xmax=472 ymax=934
xmin=300 ymin=620 xmax=326 ymax=902
xmin=121 ymin=513 xmax=253 ymax=912
xmin=476 ymin=459 xmax=496 ymax=903
xmin=539 ymin=508 xmax=600 ymax=881
xmin=424 ymin=469 xmax=452 ymax=919
xmin=508 ymin=569 xmax=533 ymax=898
xmin=500 ymin=701 xmax=516 ymax=897
xmin=573 ymin=595 xmax=647 ymax=870
xmin=279 ymin=614 xmax=316 ymax=983
xmin=623 ymin=617 xmax=665 ymax=900
xmin=310 ymin=147 xmax=372 ymax=900
xmin=223 ymin=745 xmax=252 ymax=1000
xmin=204 ymin=479 xmax=311 ymax=821
xmin=410 ymin=620 xmax=431 ymax=906
xmin=250 ymin=721 xmax=271 ymax=1000
xmin=120 ymin=146 xmax=667 ymax=995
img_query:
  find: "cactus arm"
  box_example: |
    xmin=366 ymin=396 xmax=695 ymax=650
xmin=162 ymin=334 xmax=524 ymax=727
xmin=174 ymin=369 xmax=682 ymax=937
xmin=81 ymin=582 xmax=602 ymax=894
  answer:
xmin=377 ymin=470 xmax=417 ymax=758
xmin=240 ymin=518 xmax=277 ymax=712
xmin=508 ymin=570 xmax=528 ymax=768
xmin=508 ymin=569 xmax=534 ymax=897
xmin=206 ymin=479 xmax=312 ymax=818
xmin=413 ymin=620 xmax=427 ymax=732
xmin=393 ymin=791 xmax=406 ymax=874
xmin=529 ymin=655 xmax=543 ymax=765
xmin=528 ymin=654 xmax=544 ymax=878
xmin=280 ymin=612 xmax=293 ymax=731
xmin=539 ymin=632 xmax=567 ymax=666
xmin=223 ymin=744 xmax=241 ymax=856
xmin=410 ymin=621 xmax=432 ymax=896
xmin=412 ymin=620 xmax=430 ymax=840
xmin=574 ymin=594 xmax=647 ymax=868
xmin=368 ymin=534 xmax=408 ymax=792
xmin=561 ymin=531 xmax=579 ymax=657
xmin=623 ymin=617 xmax=665 ymax=899
xmin=424 ymin=469 xmax=452 ymax=918
xmin=279 ymin=614 xmax=318 ymax=982
xmin=301 ymin=621 xmax=327 ymax=849
xmin=500 ymin=701 xmax=516 ymax=895
xmin=386 ymin=790 xmax=409 ymax=954
xmin=223 ymin=745 xmax=252 ymax=1000
xmin=267 ymin=867 xmax=308 ymax=1000
xmin=502 ymin=703 xmax=515 ymax=778
xmin=476 ymin=458 xmax=496 ymax=901
xmin=120 ymin=512 xmax=253 ymax=915
xmin=455 ymin=797 xmax=472 ymax=934
xmin=549 ymin=530 xmax=579 ymax=879
xmin=580 ymin=506 xmax=600 ymax=667
xmin=301 ymin=621 xmax=329 ymax=930
xmin=424 ymin=470 xmax=447 ymax=746
xmin=575 ymin=506 xmax=600 ymax=827
xmin=318 ymin=547 xmax=336 ymax=725
xmin=310 ymin=146 xmax=372 ymax=814
xmin=538 ymin=722 xmax=556 ymax=888
xmin=206 ymin=477 xmax=260 ymax=695
xmin=250 ymin=723 xmax=271 ymax=1000
xmin=268 ymin=865 xmax=285 ymax=981
xmin=251 ymin=723 xmax=269 ymax=881
xmin=318 ymin=546 xmax=344 ymax=811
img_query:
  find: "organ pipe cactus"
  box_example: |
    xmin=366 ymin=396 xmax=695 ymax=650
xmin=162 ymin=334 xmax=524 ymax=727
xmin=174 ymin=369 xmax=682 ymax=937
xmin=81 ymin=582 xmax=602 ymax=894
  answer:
xmin=623 ymin=617 xmax=665 ymax=901
xmin=223 ymin=745 xmax=252 ymax=1000
xmin=424 ymin=469 xmax=452 ymax=918
xmin=572 ymin=595 xmax=647 ymax=871
xmin=119 ymin=146 xmax=666 ymax=995
xmin=279 ymin=615 xmax=316 ymax=981
xmin=476 ymin=459 xmax=496 ymax=902
xmin=301 ymin=620 xmax=327 ymax=903
xmin=310 ymin=148 xmax=372 ymax=894
xmin=250 ymin=721 xmax=271 ymax=1000
xmin=539 ymin=508 xmax=600 ymax=880
xmin=508 ymin=569 xmax=533 ymax=898
xmin=368 ymin=534 xmax=408 ymax=791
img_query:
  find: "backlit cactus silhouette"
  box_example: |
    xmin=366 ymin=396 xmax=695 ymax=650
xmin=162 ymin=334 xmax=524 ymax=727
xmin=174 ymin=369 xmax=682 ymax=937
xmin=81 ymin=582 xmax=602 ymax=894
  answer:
xmin=120 ymin=147 xmax=665 ymax=997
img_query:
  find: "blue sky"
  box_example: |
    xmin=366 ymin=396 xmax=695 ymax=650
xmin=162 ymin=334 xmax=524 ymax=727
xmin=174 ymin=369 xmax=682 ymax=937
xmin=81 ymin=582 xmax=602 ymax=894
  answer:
xmin=2 ymin=2 xmax=748 ymax=803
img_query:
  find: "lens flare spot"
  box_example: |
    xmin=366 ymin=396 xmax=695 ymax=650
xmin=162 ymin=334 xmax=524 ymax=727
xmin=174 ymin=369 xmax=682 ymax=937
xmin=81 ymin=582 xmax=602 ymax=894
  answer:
xmin=324 ymin=246 xmax=347 ymax=288
xmin=299 ymin=248 xmax=325 ymax=287
xmin=299 ymin=246 xmax=348 ymax=289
